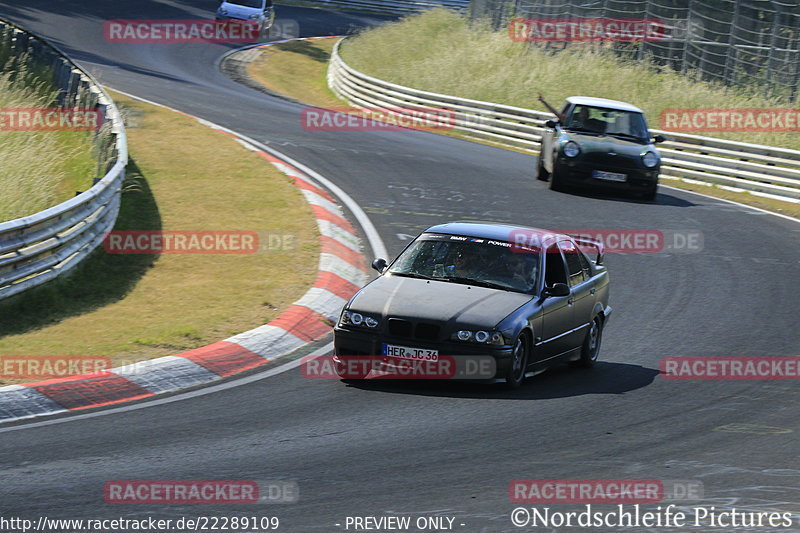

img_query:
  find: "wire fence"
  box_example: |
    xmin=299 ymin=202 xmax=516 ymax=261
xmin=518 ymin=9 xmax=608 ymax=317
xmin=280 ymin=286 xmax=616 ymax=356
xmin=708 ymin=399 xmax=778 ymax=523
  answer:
xmin=279 ymin=0 xmax=468 ymax=15
xmin=469 ymin=0 xmax=800 ymax=102
xmin=329 ymin=38 xmax=800 ymax=202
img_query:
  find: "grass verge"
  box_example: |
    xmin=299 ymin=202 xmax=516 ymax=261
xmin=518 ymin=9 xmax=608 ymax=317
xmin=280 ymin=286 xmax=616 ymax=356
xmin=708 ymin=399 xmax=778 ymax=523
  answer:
xmin=243 ymin=29 xmax=800 ymax=219
xmin=0 ymin=58 xmax=97 ymax=222
xmin=662 ymin=178 xmax=800 ymax=219
xmin=340 ymin=9 xmax=798 ymax=150
xmin=247 ymin=39 xmax=343 ymax=108
xmin=246 ymin=38 xmax=533 ymax=153
xmin=0 ymin=90 xmax=319 ymax=384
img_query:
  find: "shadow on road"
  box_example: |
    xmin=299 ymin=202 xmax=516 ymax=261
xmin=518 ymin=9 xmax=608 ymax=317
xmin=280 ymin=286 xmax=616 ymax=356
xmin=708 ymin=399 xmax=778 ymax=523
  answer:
xmin=341 ymin=361 xmax=661 ymax=400
xmin=0 ymin=159 xmax=162 ymax=338
xmin=549 ymin=186 xmax=697 ymax=207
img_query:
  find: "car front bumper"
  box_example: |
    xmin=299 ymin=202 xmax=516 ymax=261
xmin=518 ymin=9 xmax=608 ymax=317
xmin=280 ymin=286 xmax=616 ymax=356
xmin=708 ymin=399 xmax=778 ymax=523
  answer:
xmin=555 ymin=159 xmax=658 ymax=192
xmin=215 ymin=12 xmax=273 ymax=28
xmin=333 ymin=327 xmax=515 ymax=379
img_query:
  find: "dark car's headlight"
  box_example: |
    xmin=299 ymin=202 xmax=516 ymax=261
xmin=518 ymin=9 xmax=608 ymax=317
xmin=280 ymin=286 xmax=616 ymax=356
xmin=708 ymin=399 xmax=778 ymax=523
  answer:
xmin=642 ymin=151 xmax=659 ymax=168
xmin=563 ymin=141 xmax=580 ymax=158
xmin=339 ymin=310 xmax=379 ymax=328
xmin=451 ymin=330 xmax=505 ymax=345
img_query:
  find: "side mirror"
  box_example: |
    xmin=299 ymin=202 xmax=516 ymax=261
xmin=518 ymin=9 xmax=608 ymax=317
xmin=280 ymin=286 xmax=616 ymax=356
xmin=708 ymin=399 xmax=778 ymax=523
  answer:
xmin=595 ymin=252 xmax=604 ymax=266
xmin=653 ymin=134 xmax=667 ymax=144
xmin=545 ymin=119 xmax=558 ymax=129
xmin=544 ymin=283 xmax=570 ymax=297
xmin=371 ymin=258 xmax=387 ymax=273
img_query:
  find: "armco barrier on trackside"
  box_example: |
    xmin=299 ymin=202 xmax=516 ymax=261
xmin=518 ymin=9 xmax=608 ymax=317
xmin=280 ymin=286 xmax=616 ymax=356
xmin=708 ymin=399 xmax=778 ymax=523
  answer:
xmin=279 ymin=0 xmax=467 ymax=16
xmin=0 ymin=18 xmax=127 ymax=302
xmin=328 ymin=38 xmax=800 ymax=203
xmin=0 ymin=109 xmax=367 ymax=423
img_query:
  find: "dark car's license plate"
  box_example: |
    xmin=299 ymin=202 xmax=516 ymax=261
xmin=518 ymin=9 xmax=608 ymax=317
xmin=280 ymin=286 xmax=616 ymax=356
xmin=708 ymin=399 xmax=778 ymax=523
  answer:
xmin=593 ymin=170 xmax=627 ymax=182
xmin=382 ymin=344 xmax=439 ymax=361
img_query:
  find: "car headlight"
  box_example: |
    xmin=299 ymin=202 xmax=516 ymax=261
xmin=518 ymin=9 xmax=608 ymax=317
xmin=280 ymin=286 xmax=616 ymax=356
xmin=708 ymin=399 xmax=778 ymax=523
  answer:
xmin=451 ymin=330 xmax=505 ymax=345
xmin=339 ymin=310 xmax=380 ymax=328
xmin=249 ymin=13 xmax=261 ymax=19
xmin=642 ymin=151 xmax=659 ymax=168
xmin=563 ymin=141 xmax=580 ymax=158
xmin=218 ymin=8 xmax=227 ymax=15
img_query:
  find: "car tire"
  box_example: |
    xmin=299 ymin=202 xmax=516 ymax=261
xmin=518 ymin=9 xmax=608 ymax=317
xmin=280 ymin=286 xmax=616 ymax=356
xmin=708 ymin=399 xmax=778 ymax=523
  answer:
xmin=335 ymin=356 xmax=370 ymax=380
xmin=549 ymin=167 xmax=567 ymax=192
xmin=502 ymin=332 xmax=530 ymax=389
xmin=572 ymin=317 xmax=602 ymax=368
xmin=536 ymin=156 xmax=550 ymax=181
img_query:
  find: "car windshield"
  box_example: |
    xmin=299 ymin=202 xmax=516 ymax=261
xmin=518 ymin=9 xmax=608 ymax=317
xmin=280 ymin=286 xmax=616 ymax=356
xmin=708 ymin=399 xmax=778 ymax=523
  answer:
xmin=565 ymin=105 xmax=649 ymax=140
xmin=226 ymin=0 xmax=264 ymax=7
xmin=388 ymin=234 xmax=539 ymax=293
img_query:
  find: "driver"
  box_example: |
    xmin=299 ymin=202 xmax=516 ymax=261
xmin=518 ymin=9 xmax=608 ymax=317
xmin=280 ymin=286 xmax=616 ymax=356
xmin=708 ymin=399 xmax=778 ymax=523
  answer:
xmin=447 ymin=249 xmax=482 ymax=278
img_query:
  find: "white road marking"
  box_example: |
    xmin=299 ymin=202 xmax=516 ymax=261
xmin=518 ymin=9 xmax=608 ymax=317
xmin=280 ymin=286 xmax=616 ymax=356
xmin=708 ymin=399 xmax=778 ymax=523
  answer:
xmin=107 ymin=87 xmax=389 ymax=260
xmin=0 ymin=343 xmax=333 ymax=434
xmin=660 ymin=184 xmax=800 ymax=225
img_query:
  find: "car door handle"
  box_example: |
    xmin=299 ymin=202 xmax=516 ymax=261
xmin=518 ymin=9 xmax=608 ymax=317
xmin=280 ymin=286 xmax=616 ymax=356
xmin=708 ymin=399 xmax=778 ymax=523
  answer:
xmin=590 ymin=288 xmax=596 ymax=295
xmin=568 ymin=298 xmax=574 ymax=305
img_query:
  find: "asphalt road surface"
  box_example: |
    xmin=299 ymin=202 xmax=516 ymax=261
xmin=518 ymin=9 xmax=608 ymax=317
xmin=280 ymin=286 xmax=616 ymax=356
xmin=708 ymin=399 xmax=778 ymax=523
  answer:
xmin=1 ymin=2 xmax=799 ymax=532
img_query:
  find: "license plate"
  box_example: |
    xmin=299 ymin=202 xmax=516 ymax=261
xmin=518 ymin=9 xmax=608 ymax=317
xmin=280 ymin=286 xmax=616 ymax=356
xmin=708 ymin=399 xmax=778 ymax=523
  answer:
xmin=593 ymin=170 xmax=627 ymax=182
xmin=382 ymin=344 xmax=439 ymax=361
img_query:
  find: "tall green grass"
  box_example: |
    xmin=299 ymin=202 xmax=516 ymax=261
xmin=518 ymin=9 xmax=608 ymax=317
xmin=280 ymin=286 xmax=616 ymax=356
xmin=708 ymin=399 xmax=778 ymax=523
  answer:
xmin=0 ymin=53 xmax=96 ymax=223
xmin=341 ymin=9 xmax=798 ymax=150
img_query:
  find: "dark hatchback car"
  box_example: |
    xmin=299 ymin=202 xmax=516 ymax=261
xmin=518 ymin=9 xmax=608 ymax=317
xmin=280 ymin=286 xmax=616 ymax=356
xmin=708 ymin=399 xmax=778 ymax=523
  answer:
xmin=333 ymin=222 xmax=612 ymax=388
xmin=537 ymin=96 xmax=666 ymax=201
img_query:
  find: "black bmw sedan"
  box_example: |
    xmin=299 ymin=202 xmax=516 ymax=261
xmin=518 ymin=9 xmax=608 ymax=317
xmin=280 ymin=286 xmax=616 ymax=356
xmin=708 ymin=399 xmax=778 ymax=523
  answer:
xmin=333 ymin=222 xmax=612 ymax=388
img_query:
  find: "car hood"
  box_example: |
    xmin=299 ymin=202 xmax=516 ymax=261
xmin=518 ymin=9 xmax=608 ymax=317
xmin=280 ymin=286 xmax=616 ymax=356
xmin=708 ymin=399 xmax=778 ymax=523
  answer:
xmin=566 ymin=132 xmax=652 ymax=156
xmin=348 ymin=275 xmax=532 ymax=328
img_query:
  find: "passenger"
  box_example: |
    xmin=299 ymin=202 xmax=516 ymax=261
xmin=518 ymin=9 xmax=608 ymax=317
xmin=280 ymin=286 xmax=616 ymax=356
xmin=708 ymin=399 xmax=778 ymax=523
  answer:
xmin=537 ymin=93 xmax=566 ymax=122
xmin=505 ymin=253 xmax=535 ymax=291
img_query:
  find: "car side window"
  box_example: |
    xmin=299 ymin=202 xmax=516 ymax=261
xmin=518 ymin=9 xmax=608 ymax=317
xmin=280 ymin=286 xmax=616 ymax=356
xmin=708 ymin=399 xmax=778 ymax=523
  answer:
xmin=544 ymin=244 xmax=568 ymax=287
xmin=559 ymin=241 xmax=586 ymax=286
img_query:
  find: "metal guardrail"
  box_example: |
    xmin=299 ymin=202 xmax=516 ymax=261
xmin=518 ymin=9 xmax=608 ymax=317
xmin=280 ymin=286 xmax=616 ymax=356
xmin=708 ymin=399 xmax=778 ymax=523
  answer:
xmin=0 ymin=19 xmax=127 ymax=302
xmin=280 ymin=0 xmax=467 ymax=15
xmin=328 ymin=39 xmax=800 ymax=202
